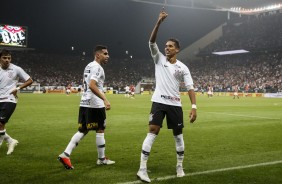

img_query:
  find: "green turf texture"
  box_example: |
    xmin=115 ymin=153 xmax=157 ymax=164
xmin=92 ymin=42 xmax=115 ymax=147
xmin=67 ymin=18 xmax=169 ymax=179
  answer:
xmin=0 ymin=94 xmax=281 ymax=184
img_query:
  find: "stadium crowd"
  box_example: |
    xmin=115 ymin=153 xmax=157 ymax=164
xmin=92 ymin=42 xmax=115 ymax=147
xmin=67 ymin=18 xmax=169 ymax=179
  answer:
xmin=8 ymin=11 xmax=282 ymax=93
xmin=201 ymin=11 xmax=282 ymax=53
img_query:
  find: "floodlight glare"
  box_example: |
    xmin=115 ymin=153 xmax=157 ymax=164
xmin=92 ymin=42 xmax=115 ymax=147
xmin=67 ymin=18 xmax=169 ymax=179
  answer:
xmin=212 ymin=49 xmax=249 ymax=55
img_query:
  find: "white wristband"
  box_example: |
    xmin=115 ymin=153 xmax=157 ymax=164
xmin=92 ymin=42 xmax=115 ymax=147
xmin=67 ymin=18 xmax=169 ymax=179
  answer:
xmin=16 ymin=87 xmax=21 ymax=90
xmin=192 ymin=104 xmax=197 ymax=109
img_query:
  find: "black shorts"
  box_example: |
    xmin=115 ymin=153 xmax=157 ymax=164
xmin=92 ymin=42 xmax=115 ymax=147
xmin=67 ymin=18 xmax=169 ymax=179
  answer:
xmin=149 ymin=102 xmax=183 ymax=129
xmin=0 ymin=102 xmax=17 ymax=124
xmin=78 ymin=107 xmax=106 ymax=132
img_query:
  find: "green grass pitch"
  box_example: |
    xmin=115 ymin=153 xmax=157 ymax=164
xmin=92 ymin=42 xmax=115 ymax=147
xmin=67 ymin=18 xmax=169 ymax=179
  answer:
xmin=0 ymin=93 xmax=281 ymax=184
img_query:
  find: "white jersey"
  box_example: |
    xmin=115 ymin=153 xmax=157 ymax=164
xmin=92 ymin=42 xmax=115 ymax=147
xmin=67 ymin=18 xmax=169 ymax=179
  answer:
xmin=0 ymin=63 xmax=30 ymax=103
xmin=80 ymin=61 xmax=105 ymax=108
xmin=149 ymin=42 xmax=194 ymax=107
xmin=125 ymin=86 xmax=130 ymax=92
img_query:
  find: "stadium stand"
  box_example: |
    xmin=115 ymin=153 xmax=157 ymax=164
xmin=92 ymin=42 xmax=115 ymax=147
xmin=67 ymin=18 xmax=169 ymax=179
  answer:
xmin=6 ymin=11 xmax=282 ymax=94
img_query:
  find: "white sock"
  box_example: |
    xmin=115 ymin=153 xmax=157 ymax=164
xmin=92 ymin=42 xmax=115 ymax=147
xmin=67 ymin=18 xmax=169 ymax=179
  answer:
xmin=96 ymin=133 xmax=105 ymax=159
xmin=64 ymin=131 xmax=85 ymax=156
xmin=174 ymin=134 xmax=185 ymax=166
xmin=140 ymin=133 xmax=157 ymax=169
xmin=3 ymin=131 xmax=13 ymax=144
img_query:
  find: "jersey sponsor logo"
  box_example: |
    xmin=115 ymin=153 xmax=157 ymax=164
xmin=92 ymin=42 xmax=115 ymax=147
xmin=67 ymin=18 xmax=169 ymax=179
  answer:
xmin=161 ymin=95 xmax=180 ymax=102
xmin=163 ymin=64 xmax=168 ymax=67
xmin=80 ymin=99 xmax=91 ymax=106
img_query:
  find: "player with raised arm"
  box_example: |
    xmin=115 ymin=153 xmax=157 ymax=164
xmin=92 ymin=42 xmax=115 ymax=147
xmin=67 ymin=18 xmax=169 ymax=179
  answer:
xmin=137 ymin=10 xmax=197 ymax=182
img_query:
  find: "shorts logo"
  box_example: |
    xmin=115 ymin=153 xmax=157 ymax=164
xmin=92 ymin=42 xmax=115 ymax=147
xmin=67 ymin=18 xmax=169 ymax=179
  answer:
xmin=103 ymin=119 xmax=106 ymax=128
xmin=87 ymin=122 xmax=98 ymax=130
xmin=149 ymin=113 xmax=153 ymax=122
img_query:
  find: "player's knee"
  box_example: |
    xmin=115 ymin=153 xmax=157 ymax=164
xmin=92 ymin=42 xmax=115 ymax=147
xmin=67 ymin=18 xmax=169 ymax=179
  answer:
xmin=96 ymin=129 xmax=104 ymax=133
xmin=78 ymin=129 xmax=88 ymax=135
xmin=149 ymin=125 xmax=160 ymax=135
xmin=0 ymin=122 xmax=5 ymax=130
xmin=173 ymin=128 xmax=182 ymax=136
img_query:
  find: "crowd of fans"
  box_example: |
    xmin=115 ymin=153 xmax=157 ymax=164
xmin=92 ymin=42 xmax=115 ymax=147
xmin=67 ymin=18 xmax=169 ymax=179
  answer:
xmin=201 ymin=11 xmax=282 ymax=54
xmin=188 ymin=52 xmax=281 ymax=93
xmin=7 ymin=11 xmax=282 ymax=93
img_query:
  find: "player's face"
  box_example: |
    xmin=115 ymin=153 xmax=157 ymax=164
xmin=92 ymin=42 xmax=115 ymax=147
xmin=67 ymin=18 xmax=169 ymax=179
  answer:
xmin=99 ymin=49 xmax=109 ymax=65
xmin=165 ymin=41 xmax=179 ymax=58
xmin=0 ymin=54 xmax=12 ymax=70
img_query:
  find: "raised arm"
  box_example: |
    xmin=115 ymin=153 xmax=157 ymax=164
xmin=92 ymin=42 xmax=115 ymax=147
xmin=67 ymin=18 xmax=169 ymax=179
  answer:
xmin=149 ymin=10 xmax=168 ymax=43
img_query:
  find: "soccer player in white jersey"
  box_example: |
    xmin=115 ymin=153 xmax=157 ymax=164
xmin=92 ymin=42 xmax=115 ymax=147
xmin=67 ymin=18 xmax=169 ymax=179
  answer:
xmin=125 ymin=85 xmax=130 ymax=97
xmin=0 ymin=49 xmax=33 ymax=155
xmin=137 ymin=10 xmax=197 ymax=182
xmin=58 ymin=45 xmax=115 ymax=169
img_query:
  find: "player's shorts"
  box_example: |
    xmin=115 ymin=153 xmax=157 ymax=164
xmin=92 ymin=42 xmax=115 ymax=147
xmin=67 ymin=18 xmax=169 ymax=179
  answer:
xmin=234 ymin=92 xmax=238 ymax=96
xmin=78 ymin=107 xmax=106 ymax=132
xmin=149 ymin=102 xmax=183 ymax=129
xmin=0 ymin=102 xmax=17 ymax=124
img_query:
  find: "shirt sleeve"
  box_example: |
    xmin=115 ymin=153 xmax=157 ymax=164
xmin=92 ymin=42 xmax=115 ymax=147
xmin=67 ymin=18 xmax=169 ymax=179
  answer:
xmin=90 ymin=65 xmax=102 ymax=82
xmin=17 ymin=66 xmax=30 ymax=81
xmin=149 ymin=42 xmax=160 ymax=64
xmin=183 ymin=66 xmax=194 ymax=87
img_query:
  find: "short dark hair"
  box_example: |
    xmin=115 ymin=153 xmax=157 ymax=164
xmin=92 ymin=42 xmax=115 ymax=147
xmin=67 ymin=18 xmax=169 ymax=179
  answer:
xmin=168 ymin=38 xmax=180 ymax=49
xmin=94 ymin=45 xmax=107 ymax=53
xmin=0 ymin=49 xmax=12 ymax=57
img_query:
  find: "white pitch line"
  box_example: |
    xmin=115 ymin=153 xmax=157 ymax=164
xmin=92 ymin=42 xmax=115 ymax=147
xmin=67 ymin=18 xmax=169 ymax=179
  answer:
xmin=207 ymin=112 xmax=281 ymax=120
xmin=117 ymin=160 xmax=282 ymax=184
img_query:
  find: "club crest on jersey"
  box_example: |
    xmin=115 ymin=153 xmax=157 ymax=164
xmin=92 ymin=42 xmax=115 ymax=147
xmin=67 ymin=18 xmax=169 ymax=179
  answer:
xmin=174 ymin=70 xmax=183 ymax=82
xmin=7 ymin=71 xmax=13 ymax=78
